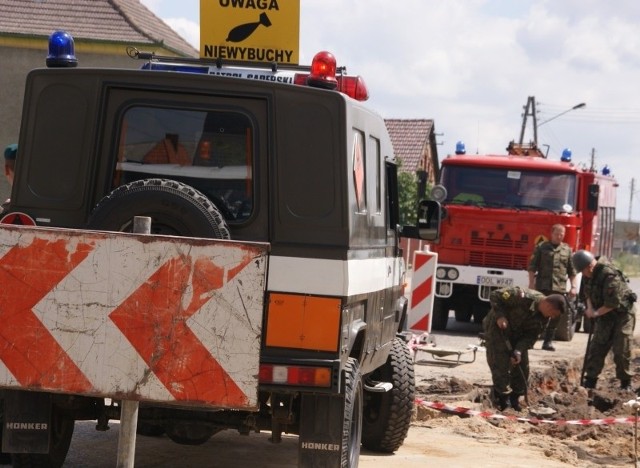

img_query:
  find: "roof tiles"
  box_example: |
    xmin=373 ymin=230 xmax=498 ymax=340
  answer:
xmin=385 ymin=119 xmax=434 ymax=172
xmin=0 ymin=0 xmax=197 ymax=56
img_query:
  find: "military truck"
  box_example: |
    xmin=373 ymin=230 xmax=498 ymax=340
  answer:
xmin=0 ymin=31 xmax=432 ymax=467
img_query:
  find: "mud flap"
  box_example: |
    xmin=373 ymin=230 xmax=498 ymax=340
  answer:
xmin=2 ymin=391 xmax=51 ymax=454
xmin=299 ymin=393 xmax=343 ymax=467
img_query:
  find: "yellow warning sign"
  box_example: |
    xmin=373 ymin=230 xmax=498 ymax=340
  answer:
xmin=200 ymin=0 xmax=300 ymax=64
xmin=533 ymin=234 xmax=548 ymax=246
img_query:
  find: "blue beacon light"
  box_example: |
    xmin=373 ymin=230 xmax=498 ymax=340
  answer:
xmin=46 ymin=30 xmax=78 ymax=68
xmin=561 ymin=148 xmax=572 ymax=162
xmin=602 ymin=165 xmax=611 ymax=175
xmin=455 ymin=141 xmax=466 ymax=155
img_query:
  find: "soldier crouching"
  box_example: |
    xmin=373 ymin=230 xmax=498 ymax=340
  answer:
xmin=483 ymin=287 xmax=566 ymax=411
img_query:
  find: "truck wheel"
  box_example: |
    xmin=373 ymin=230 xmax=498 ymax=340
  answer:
xmin=454 ymin=306 xmax=472 ymax=322
xmin=11 ymin=406 xmax=74 ymax=468
xmin=341 ymin=358 xmax=363 ymax=467
xmin=165 ymin=422 xmax=217 ymax=445
xmin=136 ymin=422 xmax=165 ymax=437
xmin=362 ymin=337 xmax=415 ymax=453
xmin=554 ymin=302 xmax=575 ymax=342
xmin=431 ymin=298 xmax=449 ymax=330
xmin=87 ymin=179 xmax=230 ymax=239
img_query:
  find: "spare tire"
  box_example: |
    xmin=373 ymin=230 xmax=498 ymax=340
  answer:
xmin=87 ymin=179 xmax=230 ymax=239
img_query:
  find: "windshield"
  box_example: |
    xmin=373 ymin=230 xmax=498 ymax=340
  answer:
xmin=441 ymin=166 xmax=577 ymax=212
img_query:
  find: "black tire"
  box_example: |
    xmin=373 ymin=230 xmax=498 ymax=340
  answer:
xmin=136 ymin=421 xmax=165 ymax=437
xmin=454 ymin=306 xmax=472 ymax=322
xmin=555 ymin=297 xmax=575 ymax=342
xmin=12 ymin=407 xmax=74 ymax=468
xmin=362 ymin=337 xmax=415 ymax=453
xmin=431 ymin=298 xmax=449 ymax=331
xmin=554 ymin=310 xmax=574 ymax=341
xmin=87 ymin=179 xmax=230 ymax=239
xmin=341 ymin=358 xmax=363 ymax=468
xmin=472 ymin=302 xmax=490 ymax=325
xmin=165 ymin=423 xmax=217 ymax=446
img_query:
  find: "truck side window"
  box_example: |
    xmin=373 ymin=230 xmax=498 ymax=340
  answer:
xmin=114 ymin=106 xmax=254 ymax=222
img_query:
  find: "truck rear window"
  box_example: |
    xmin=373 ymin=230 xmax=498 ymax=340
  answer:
xmin=114 ymin=106 xmax=254 ymax=222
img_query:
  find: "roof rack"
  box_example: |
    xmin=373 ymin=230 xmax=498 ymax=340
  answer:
xmin=126 ymin=46 xmax=347 ymax=75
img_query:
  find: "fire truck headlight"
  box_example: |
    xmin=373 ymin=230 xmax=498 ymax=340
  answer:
xmin=46 ymin=30 xmax=78 ymax=68
xmin=436 ymin=267 xmax=447 ymax=279
xmin=447 ymin=268 xmax=459 ymax=280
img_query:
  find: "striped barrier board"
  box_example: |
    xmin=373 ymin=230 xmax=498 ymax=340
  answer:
xmin=0 ymin=225 xmax=268 ymax=410
xmin=408 ymin=249 xmax=438 ymax=333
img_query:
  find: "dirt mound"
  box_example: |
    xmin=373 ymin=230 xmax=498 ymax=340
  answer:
xmin=414 ymin=345 xmax=640 ymax=467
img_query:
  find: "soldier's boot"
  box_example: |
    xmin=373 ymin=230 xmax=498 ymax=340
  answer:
xmin=620 ymin=379 xmax=633 ymax=392
xmin=509 ymin=393 xmax=522 ymax=411
xmin=541 ymin=327 xmax=556 ymax=351
xmin=496 ymin=393 xmax=511 ymax=411
xmin=582 ymin=377 xmax=597 ymax=389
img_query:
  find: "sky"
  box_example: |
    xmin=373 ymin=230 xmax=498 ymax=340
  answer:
xmin=141 ymin=0 xmax=640 ymax=221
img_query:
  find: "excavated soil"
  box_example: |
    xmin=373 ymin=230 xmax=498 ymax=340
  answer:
xmin=414 ymin=341 xmax=640 ymax=467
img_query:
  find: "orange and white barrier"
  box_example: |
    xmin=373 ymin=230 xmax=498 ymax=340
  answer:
xmin=407 ymin=249 xmax=437 ymax=333
xmin=0 ymin=225 xmax=268 ymax=410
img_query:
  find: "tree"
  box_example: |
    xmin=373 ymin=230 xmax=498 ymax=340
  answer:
xmin=398 ymin=171 xmax=419 ymax=226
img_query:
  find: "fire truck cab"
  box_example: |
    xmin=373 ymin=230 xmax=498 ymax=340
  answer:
xmin=425 ymin=142 xmax=617 ymax=340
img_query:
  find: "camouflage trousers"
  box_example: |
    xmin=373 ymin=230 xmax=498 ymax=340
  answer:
xmin=485 ymin=333 xmax=530 ymax=396
xmin=584 ymin=310 xmax=635 ymax=382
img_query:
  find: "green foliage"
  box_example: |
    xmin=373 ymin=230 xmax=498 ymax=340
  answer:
xmin=398 ymin=171 xmax=418 ymax=225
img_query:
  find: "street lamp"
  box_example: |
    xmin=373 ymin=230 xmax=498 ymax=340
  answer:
xmin=538 ymin=102 xmax=586 ymax=127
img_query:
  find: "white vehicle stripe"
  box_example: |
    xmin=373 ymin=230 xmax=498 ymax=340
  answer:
xmin=267 ymin=255 xmax=403 ymax=297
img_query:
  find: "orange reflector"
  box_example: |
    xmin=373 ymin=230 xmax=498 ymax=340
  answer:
xmin=266 ymin=293 xmax=341 ymax=352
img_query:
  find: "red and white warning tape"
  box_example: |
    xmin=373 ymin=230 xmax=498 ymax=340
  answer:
xmin=416 ymin=398 xmax=640 ymax=426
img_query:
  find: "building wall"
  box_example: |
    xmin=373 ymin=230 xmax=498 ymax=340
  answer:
xmin=0 ymin=42 xmax=154 ymax=201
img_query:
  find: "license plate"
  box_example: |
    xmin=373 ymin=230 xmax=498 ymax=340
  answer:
xmin=476 ymin=275 xmax=513 ymax=287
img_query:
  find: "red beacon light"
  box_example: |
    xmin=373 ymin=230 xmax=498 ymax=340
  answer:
xmin=294 ymin=51 xmax=369 ymax=101
xmin=307 ymin=51 xmax=338 ymax=89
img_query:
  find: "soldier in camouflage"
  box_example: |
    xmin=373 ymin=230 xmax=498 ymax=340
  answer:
xmin=572 ymin=250 xmax=637 ymax=391
xmin=483 ymin=286 xmax=566 ymax=411
xmin=528 ymin=224 xmax=577 ymax=351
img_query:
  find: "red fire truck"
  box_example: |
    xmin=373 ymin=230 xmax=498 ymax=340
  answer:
xmin=427 ymin=141 xmax=617 ymax=341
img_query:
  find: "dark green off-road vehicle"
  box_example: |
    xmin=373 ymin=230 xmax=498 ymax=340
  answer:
xmin=0 ymin=31 xmax=432 ymax=467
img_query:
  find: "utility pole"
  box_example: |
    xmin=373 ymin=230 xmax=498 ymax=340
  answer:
xmin=518 ymin=96 xmax=537 ymax=145
xmin=631 ymin=178 xmax=636 ymax=221
xmin=590 ymin=148 xmax=596 ymax=172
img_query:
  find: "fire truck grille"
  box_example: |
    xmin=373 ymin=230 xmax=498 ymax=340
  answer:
xmin=469 ymin=251 xmax=529 ymax=269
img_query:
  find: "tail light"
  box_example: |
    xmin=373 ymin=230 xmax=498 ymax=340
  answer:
xmin=259 ymin=364 xmax=332 ymax=388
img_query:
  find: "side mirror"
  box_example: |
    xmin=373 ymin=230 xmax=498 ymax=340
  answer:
xmin=401 ymin=200 xmax=441 ymax=241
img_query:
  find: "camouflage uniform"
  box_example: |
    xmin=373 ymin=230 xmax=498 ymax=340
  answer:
xmin=528 ymin=240 xmax=575 ymax=347
xmin=582 ymin=258 xmax=637 ymax=386
xmin=483 ymin=287 xmax=548 ymax=399
xmin=528 ymin=240 xmax=575 ymax=293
